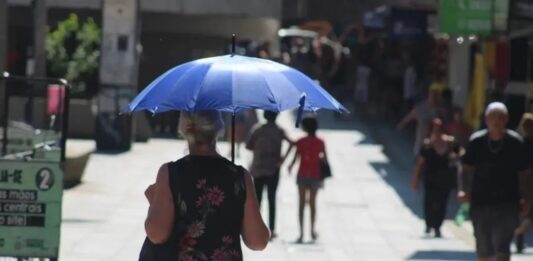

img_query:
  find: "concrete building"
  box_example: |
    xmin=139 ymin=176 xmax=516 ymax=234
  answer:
xmin=4 ymin=0 xmax=282 ymax=138
xmin=7 ymin=0 xmax=282 ymax=86
xmin=282 ymin=0 xmax=438 ymax=27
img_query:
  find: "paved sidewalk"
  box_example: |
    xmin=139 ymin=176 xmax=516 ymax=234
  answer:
xmin=59 ymin=111 xmax=533 ymax=260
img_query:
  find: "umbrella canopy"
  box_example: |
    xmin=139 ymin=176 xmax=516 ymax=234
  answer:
xmin=126 ymin=54 xmax=347 ymax=114
xmin=126 ymin=50 xmax=347 ymax=162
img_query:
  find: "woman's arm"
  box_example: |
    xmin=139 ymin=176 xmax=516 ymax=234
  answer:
xmin=322 ymin=143 xmax=329 ymax=162
xmin=280 ymin=143 xmax=294 ymax=166
xmin=283 ymin=131 xmax=295 ymax=145
xmin=245 ymin=126 xmax=258 ymax=151
xmin=396 ymin=109 xmax=417 ymax=131
xmin=279 ymin=131 xmax=295 ymax=166
xmin=411 ymin=156 xmax=425 ymax=192
xmin=241 ymin=171 xmax=270 ymax=250
xmin=458 ymin=165 xmax=474 ymax=203
xmin=145 ymin=164 xmax=175 ymax=244
xmin=288 ymin=148 xmax=299 ymax=174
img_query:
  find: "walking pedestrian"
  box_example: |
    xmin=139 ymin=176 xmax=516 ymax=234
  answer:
xmin=353 ymin=64 xmax=371 ymax=107
xmin=397 ymin=89 xmax=441 ymax=156
xmin=246 ymin=111 xmax=294 ymax=240
xmin=141 ymin=111 xmax=269 ymax=260
xmin=412 ymin=118 xmax=460 ymax=238
xmin=403 ymin=59 xmax=418 ymax=112
xmin=458 ymin=102 xmax=532 ymax=261
xmin=288 ymin=117 xmax=327 ymax=243
xmin=514 ymin=112 xmax=533 ymax=253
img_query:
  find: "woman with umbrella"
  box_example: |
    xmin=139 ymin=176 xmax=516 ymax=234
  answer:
xmin=129 ymin=35 xmax=347 ymax=259
xmin=142 ymin=111 xmax=270 ymax=260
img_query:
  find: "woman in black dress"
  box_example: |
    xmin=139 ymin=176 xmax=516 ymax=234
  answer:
xmin=412 ymin=118 xmax=460 ymax=238
xmin=142 ymin=111 xmax=270 ymax=261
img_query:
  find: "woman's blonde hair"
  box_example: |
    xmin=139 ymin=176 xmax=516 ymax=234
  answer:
xmin=178 ymin=111 xmax=224 ymax=146
xmin=518 ymin=112 xmax=533 ymax=138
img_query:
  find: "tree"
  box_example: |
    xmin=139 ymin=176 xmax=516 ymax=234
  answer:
xmin=45 ymin=13 xmax=100 ymax=93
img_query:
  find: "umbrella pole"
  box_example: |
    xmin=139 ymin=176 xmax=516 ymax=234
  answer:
xmin=231 ymin=113 xmax=236 ymax=163
xmin=231 ymin=35 xmax=236 ymax=163
xmin=232 ymin=34 xmax=236 ymax=55
xmin=231 ymin=34 xmax=235 ymax=160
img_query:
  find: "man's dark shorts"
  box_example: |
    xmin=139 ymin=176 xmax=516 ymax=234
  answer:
xmin=471 ymin=204 xmax=518 ymax=258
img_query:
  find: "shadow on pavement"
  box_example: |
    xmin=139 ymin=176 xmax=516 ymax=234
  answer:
xmin=93 ymin=150 xmax=130 ymax=155
xmin=315 ymin=111 xmax=460 ymax=220
xmin=407 ymin=250 xmax=477 ymax=260
xmin=315 ymin=110 xmax=533 ymax=248
xmin=311 ymin=111 xmax=360 ymax=131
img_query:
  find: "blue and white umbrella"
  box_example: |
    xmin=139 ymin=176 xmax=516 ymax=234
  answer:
xmin=127 ymin=35 xmax=347 ymax=161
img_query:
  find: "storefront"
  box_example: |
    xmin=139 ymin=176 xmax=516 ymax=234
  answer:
xmin=437 ymin=0 xmax=530 ymax=128
xmin=506 ymin=0 xmax=533 ymax=127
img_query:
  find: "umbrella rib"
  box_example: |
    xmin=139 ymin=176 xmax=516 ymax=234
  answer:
xmin=159 ymin=63 xmax=213 ymax=112
xmin=255 ymin=64 xmax=282 ymax=112
xmin=190 ymin=63 xmax=215 ymax=112
xmin=141 ymin=63 xmax=199 ymax=113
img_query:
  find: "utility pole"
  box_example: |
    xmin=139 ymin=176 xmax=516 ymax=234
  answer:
xmin=0 ymin=0 xmax=7 ymax=124
xmin=0 ymin=0 xmax=6 ymax=74
xmin=32 ymin=0 xmax=47 ymax=77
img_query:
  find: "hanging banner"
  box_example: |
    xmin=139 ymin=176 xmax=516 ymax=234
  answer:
xmin=511 ymin=0 xmax=533 ymax=20
xmin=439 ymin=0 xmax=493 ymax=35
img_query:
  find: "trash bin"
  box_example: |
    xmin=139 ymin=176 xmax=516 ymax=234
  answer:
xmin=95 ymin=86 xmax=132 ymax=151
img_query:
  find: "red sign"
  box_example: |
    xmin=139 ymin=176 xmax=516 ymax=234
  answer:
xmin=47 ymin=85 xmax=65 ymax=115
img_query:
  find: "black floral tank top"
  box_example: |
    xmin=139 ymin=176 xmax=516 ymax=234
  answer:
xmin=167 ymin=155 xmax=246 ymax=261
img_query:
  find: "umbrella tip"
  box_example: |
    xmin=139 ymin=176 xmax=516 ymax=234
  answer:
xmin=232 ymin=34 xmax=236 ymax=55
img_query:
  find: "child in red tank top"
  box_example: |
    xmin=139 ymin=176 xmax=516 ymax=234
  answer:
xmin=288 ymin=117 xmax=327 ymax=243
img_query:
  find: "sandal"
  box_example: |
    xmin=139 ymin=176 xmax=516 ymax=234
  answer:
xmin=311 ymin=231 xmax=319 ymax=241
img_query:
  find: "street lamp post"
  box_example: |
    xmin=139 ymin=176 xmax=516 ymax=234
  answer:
xmin=0 ymin=0 xmax=7 ymax=125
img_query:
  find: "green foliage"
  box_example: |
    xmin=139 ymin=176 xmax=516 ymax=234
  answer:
xmin=45 ymin=13 xmax=101 ymax=93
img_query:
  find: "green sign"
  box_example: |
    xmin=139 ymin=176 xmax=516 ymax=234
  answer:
xmin=0 ymin=160 xmax=62 ymax=258
xmin=439 ymin=0 xmax=493 ymax=35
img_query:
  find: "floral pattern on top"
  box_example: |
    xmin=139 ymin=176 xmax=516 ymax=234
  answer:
xmin=211 ymin=235 xmax=241 ymax=261
xmin=177 ymin=178 xmax=241 ymax=261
